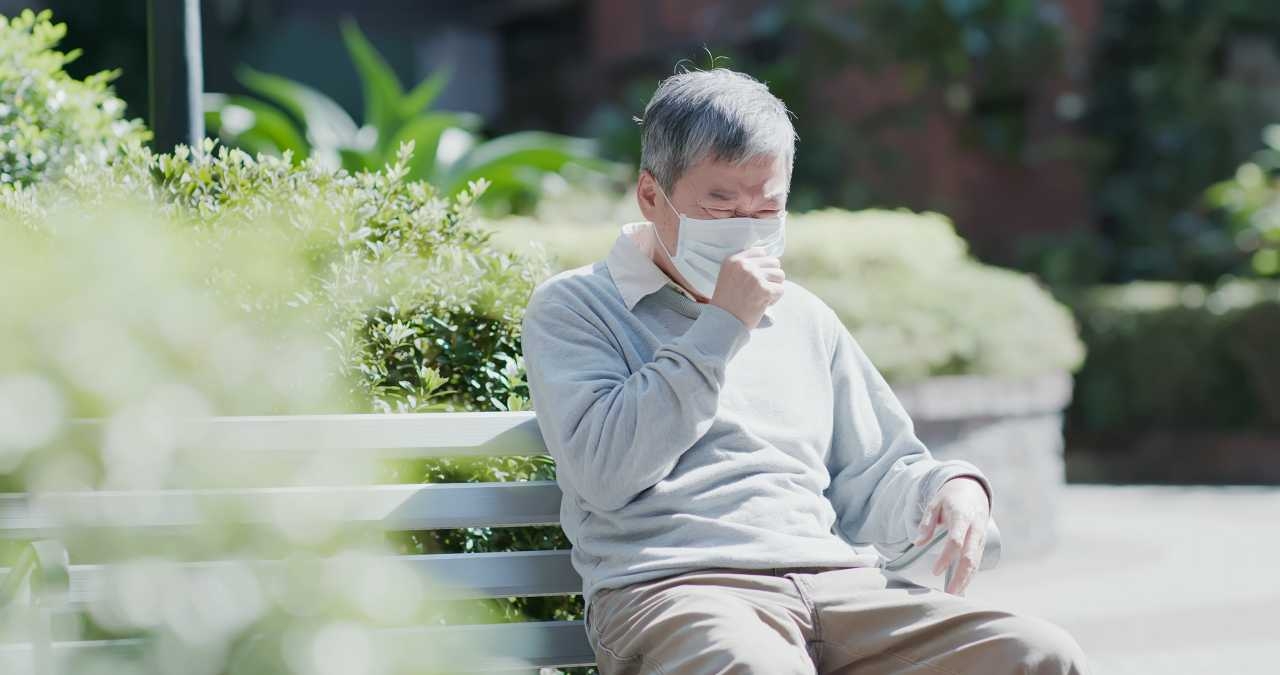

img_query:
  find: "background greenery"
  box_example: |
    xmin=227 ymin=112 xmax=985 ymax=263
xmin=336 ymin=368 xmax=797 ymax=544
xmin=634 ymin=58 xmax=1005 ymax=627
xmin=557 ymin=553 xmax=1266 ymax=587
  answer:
xmin=588 ymin=0 xmax=1068 ymax=214
xmin=1206 ymin=124 xmax=1280 ymax=278
xmin=1074 ymin=0 xmax=1280 ymax=284
xmin=204 ymin=19 xmax=616 ymax=215
xmin=1066 ymin=281 xmax=1280 ymax=434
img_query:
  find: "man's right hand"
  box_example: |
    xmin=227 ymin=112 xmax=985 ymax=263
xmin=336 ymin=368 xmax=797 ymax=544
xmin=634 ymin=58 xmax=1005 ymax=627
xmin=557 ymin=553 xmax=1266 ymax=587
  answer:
xmin=710 ymin=247 xmax=785 ymax=329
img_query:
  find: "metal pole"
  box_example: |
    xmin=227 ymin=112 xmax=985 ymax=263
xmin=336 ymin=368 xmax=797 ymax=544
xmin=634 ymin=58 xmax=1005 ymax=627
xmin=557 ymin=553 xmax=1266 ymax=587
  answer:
xmin=147 ymin=0 xmax=205 ymax=152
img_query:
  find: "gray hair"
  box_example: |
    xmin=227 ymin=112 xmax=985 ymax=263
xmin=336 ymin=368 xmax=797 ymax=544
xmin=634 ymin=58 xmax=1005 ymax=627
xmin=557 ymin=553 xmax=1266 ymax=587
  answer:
xmin=638 ymin=68 xmax=797 ymax=193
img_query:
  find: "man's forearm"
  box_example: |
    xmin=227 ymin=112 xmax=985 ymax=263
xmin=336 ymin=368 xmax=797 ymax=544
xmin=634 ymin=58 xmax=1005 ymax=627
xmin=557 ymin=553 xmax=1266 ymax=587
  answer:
xmin=522 ymin=296 xmax=750 ymax=511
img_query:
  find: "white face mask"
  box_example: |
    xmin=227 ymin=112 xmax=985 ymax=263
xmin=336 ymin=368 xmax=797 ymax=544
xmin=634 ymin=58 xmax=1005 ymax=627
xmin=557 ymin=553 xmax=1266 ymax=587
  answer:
xmin=652 ymin=184 xmax=787 ymax=298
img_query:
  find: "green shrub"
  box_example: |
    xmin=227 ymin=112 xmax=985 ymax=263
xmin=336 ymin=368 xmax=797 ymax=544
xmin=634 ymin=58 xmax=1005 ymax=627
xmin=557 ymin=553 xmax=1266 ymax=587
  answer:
xmin=1067 ymin=281 xmax=1280 ymax=434
xmin=0 ymin=179 xmax=486 ymax=673
xmin=12 ymin=139 xmax=549 ymax=416
xmin=493 ymin=208 xmax=1085 ymax=382
xmin=0 ymin=9 xmax=148 ymax=186
xmin=6 ymin=136 xmax=575 ymax=638
xmin=1206 ymin=124 xmax=1280 ymax=277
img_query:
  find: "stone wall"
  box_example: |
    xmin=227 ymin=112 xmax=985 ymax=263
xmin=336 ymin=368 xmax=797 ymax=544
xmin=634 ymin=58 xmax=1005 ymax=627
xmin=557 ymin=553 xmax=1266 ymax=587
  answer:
xmin=896 ymin=373 xmax=1074 ymax=559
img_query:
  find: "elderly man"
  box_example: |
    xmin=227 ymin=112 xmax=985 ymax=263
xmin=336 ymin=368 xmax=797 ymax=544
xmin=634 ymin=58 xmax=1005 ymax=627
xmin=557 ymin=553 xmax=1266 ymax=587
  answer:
xmin=520 ymin=68 xmax=1086 ymax=675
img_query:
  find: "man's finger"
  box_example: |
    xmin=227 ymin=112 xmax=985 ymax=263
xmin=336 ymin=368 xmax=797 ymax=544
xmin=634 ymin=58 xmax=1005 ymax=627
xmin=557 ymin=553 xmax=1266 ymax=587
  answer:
xmin=932 ymin=516 xmax=969 ymax=576
xmin=946 ymin=526 xmax=986 ymax=595
xmin=914 ymin=501 xmax=941 ymax=547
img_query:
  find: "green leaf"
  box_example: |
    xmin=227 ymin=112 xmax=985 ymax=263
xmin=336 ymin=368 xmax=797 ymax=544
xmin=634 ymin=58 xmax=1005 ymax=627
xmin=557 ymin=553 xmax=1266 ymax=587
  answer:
xmin=447 ymin=131 xmax=597 ymax=175
xmin=339 ymin=147 xmax=381 ymax=174
xmin=203 ymin=93 xmax=309 ymax=159
xmin=339 ymin=19 xmax=404 ymax=141
xmin=387 ymin=113 xmax=478 ymax=182
xmin=444 ymin=163 xmax=545 ymax=207
xmin=401 ymin=67 xmax=452 ymax=119
xmin=235 ymin=66 xmax=359 ymax=153
xmin=438 ymin=131 xmax=600 ymax=195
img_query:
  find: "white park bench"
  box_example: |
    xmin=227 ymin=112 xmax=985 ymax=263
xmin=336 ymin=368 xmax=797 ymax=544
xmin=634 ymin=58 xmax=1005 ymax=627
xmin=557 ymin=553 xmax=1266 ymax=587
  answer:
xmin=0 ymin=411 xmax=1001 ymax=674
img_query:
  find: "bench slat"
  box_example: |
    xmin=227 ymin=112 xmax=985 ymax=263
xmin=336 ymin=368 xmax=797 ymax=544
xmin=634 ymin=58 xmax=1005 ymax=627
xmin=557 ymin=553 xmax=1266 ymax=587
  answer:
xmin=68 ymin=411 xmax=547 ymax=457
xmin=382 ymin=620 xmax=596 ymax=670
xmin=0 ymin=481 xmax=563 ymax=538
xmin=0 ymin=620 xmax=595 ymax=672
xmin=0 ymin=550 xmax=580 ymax=606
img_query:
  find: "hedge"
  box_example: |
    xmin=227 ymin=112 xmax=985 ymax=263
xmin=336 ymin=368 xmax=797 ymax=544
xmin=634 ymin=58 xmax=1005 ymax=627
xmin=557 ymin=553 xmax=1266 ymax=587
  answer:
xmin=1066 ymin=281 xmax=1280 ymax=434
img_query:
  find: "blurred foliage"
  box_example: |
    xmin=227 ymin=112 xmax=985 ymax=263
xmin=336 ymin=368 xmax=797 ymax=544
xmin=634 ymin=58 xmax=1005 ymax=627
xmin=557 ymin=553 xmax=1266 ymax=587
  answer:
xmin=1066 ymin=281 xmax=1280 ymax=434
xmin=823 ymin=0 xmax=1066 ymax=155
xmin=0 ymin=9 xmax=149 ymax=186
xmin=1068 ymin=0 xmax=1280 ymax=284
xmin=204 ymin=19 xmax=615 ymax=215
xmin=492 ymin=208 xmax=1085 ymax=382
xmin=7 ymin=139 xmax=547 ymax=416
xmin=0 ymin=181 xmax=484 ymax=673
xmin=0 ymin=189 xmax=355 ymax=482
xmin=588 ymin=0 xmax=1069 ymax=212
xmin=1206 ymin=123 xmax=1280 ymax=277
xmin=2 ymin=142 xmax=576 ymax=672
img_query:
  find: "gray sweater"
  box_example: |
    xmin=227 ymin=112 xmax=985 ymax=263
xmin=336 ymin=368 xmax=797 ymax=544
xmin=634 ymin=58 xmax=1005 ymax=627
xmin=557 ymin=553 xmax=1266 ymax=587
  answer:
xmin=520 ymin=225 xmax=991 ymax=617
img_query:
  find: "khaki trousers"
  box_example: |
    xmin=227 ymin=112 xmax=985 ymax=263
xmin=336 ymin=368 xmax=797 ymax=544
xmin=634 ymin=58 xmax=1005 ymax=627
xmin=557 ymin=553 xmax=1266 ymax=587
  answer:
xmin=586 ymin=566 xmax=1088 ymax=675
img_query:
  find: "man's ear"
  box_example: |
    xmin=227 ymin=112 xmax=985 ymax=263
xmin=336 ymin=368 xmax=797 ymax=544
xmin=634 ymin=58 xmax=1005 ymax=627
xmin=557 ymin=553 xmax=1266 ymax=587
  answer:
xmin=635 ymin=170 xmax=662 ymax=221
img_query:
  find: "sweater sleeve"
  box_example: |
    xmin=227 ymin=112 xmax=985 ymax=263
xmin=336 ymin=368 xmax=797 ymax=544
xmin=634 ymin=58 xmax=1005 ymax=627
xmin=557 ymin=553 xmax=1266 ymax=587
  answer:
xmin=521 ymin=289 xmax=750 ymax=511
xmin=823 ymin=317 xmax=993 ymax=556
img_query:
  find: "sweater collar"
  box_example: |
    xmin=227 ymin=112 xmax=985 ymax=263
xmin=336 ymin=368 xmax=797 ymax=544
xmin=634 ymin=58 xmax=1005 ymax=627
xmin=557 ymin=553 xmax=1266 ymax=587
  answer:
xmin=605 ymin=221 xmax=774 ymax=320
xmin=606 ymin=222 xmax=691 ymax=310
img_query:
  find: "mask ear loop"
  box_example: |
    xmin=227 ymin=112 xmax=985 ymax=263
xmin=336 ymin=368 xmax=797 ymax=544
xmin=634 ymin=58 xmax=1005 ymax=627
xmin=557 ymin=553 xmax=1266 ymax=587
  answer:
xmin=652 ymin=181 xmax=683 ymax=261
xmin=653 ymin=178 xmax=678 ymax=212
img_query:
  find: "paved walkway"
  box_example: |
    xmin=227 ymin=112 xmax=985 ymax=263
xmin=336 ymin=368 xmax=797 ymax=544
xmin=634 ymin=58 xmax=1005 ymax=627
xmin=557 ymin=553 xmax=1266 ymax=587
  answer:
xmin=961 ymin=485 xmax=1280 ymax=674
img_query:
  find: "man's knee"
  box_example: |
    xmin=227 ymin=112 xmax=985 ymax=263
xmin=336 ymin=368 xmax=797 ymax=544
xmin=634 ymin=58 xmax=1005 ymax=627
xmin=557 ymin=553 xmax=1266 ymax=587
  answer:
xmin=1001 ymin=615 xmax=1088 ymax=675
xmin=591 ymin=590 xmax=812 ymax=675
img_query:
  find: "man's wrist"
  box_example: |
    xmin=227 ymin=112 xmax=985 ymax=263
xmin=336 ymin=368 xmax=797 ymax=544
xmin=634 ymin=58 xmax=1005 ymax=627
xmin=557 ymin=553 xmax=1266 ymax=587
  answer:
xmin=943 ymin=475 xmax=992 ymax=511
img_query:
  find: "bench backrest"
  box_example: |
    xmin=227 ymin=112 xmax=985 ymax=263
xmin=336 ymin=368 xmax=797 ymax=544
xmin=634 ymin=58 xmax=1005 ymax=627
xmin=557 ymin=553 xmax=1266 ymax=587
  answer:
xmin=0 ymin=411 xmax=595 ymax=673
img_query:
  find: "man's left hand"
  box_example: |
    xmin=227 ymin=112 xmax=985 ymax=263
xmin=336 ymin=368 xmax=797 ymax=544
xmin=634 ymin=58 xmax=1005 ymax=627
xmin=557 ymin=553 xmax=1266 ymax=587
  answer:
xmin=914 ymin=477 xmax=991 ymax=596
